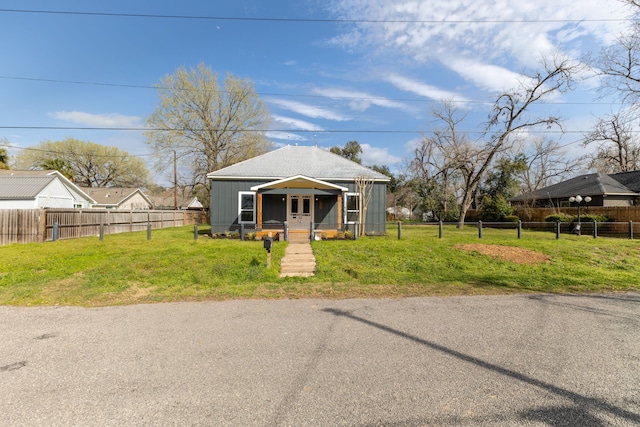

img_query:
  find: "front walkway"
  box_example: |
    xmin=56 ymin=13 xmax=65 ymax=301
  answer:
xmin=279 ymin=230 xmax=316 ymax=277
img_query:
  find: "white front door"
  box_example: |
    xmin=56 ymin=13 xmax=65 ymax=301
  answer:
xmin=287 ymin=195 xmax=313 ymax=230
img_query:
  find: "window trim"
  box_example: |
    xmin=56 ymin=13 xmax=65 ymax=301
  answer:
xmin=344 ymin=192 xmax=360 ymax=224
xmin=238 ymin=191 xmax=256 ymax=224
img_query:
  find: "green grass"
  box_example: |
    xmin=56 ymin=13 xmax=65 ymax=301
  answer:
xmin=0 ymin=224 xmax=639 ymax=306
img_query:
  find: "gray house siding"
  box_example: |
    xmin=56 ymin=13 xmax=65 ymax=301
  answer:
xmin=210 ymin=179 xmax=266 ymax=233
xmin=210 ymin=179 xmax=387 ymax=234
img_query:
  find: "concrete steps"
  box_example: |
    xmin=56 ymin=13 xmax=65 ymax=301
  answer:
xmin=280 ymin=232 xmax=316 ymax=277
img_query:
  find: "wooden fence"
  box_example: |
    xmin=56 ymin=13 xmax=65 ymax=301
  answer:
xmin=0 ymin=209 xmax=209 ymax=246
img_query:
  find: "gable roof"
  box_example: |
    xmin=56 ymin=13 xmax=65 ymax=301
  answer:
xmin=511 ymin=172 xmax=638 ymax=202
xmin=0 ymin=170 xmax=96 ymax=204
xmin=0 ymin=176 xmax=56 ymax=199
xmin=81 ymin=187 xmax=152 ymax=207
xmin=207 ymin=145 xmax=390 ymax=181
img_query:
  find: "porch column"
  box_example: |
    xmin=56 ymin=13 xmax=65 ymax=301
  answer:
xmin=257 ymin=193 xmax=263 ymax=229
xmin=337 ymin=193 xmax=343 ymax=229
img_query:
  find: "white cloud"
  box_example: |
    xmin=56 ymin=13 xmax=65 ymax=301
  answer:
xmin=272 ymin=115 xmax=324 ymax=131
xmin=49 ymin=111 xmax=143 ymax=128
xmin=265 ymin=131 xmax=307 ymax=141
xmin=385 ymin=74 xmax=471 ymax=104
xmin=446 ymin=59 xmax=532 ymax=93
xmin=268 ymin=99 xmax=351 ymax=121
xmin=328 ymin=0 xmax=629 ymax=91
xmin=361 ymin=143 xmax=401 ymax=165
xmin=312 ymin=87 xmax=410 ymax=112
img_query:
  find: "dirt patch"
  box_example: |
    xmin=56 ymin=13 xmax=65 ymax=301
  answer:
xmin=456 ymin=244 xmax=551 ymax=264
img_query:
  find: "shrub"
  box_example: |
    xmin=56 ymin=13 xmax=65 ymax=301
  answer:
xmin=479 ymin=195 xmax=514 ymax=221
xmin=545 ymin=213 xmax=574 ymax=222
xmin=580 ymin=214 xmax=609 ymax=223
xmin=344 ymin=230 xmax=354 ymax=240
xmin=503 ymin=215 xmax=520 ymax=222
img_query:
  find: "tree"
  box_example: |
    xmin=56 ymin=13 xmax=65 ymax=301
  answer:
xmin=40 ymin=158 xmax=75 ymax=181
xmin=0 ymin=144 xmax=9 ymax=170
xmin=479 ymin=155 xmax=528 ymax=201
xmin=417 ymin=56 xmax=577 ymax=228
xmin=330 ymin=140 xmax=362 ymax=164
xmin=13 ymin=138 xmax=150 ymax=187
xmin=582 ymin=111 xmax=640 ymax=173
xmin=145 ymin=63 xmax=272 ymax=198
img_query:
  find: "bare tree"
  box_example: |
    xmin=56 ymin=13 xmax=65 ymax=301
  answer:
xmin=583 ymin=111 xmax=640 ymax=173
xmin=355 ymin=175 xmax=374 ymax=235
xmin=416 ymin=57 xmax=577 ymax=227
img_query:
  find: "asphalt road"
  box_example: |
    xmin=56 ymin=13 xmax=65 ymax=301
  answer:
xmin=1 ymin=293 xmax=639 ymax=426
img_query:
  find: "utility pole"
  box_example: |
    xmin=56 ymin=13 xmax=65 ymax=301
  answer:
xmin=173 ymin=150 xmax=178 ymax=209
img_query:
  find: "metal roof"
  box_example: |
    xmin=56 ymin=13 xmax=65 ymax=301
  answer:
xmin=207 ymin=145 xmax=390 ymax=181
xmin=0 ymin=176 xmax=55 ymax=199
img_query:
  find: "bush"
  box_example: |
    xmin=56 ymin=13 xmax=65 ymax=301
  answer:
xmin=479 ymin=195 xmax=514 ymax=221
xmin=344 ymin=230 xmax=354 ymax=240
xmin=545 ymin=213 xmax=574 ymax=222
xmin=580 ymin=214 xmax=609 ymax=223
xmin=503 ymin=215 xmax=520 ymax=222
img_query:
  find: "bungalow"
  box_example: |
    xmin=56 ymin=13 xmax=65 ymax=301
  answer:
xmin=0 ymin=170 xmax=95 ymax=209
xmin=207 ymin=145 xmax=390 ymax=235
xmin=81 ymin=187 xmax=153 ymax=210
xmin=510 ymin=171 xmax=640 ymax=208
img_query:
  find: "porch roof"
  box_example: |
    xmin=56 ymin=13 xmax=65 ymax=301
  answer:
xmin=250 ymin=175 xmax=349 ymax=192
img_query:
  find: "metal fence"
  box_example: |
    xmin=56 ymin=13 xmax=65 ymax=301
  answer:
xmin=393 ymin=220 xmax=640 ymax=240
xmin=0 ymin=209 xmax=209 ymax=245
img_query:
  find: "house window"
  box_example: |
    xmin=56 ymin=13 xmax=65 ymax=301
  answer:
xmin=345 ymin=192 xmax=360 ymax=224
xmin=238 ymin=192 xmax=256 ymax=223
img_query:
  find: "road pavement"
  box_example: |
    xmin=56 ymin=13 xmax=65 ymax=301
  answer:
xmin=1 ymin=293 xmax=639 ymax=426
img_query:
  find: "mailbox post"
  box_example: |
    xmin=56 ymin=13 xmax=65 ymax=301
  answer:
xmin=263 ymin=233 xmax=273 ymax=268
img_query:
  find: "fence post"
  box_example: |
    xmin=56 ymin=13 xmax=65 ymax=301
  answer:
xmin=99 ymin=223 xmax=104 ymax=241
xmin=284 ymin=222 xmax=288 ymax=241
xmin=52 ymin=222 xmax=59 ymax=242
xmin=439 ymin=221 xmax=443 ymax=239
xmin=556 ymin=221 xmax=561 ymax=240
xmin=517 ymin=220 xmax=522 ymax=239
xmin=397 ymin=221 xmax=402 ymax=240
xmin=240 ymin=223 xmax=245 ymax=241
xmin=147 ymin=222 xmax=151 ymax=240
xmin=194 ymin=224 xmax=198 ymax=240
xmin=310 ymin=221 xmax=314 ymax=241
xmin=629 ymin=221 xmax=634 ymax=240
xmin=354 ymin=223 xmax=358 ymax=240
xmin=478 ymin=221 xmax=483 ymax=239
xmin=593 ymin=221 xmax=597 ymax=239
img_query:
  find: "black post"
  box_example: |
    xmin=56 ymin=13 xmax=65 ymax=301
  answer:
xmin=517 ymin=220 xmax=522 ymax=239
xmin=52 ymin=222 xmax=59 ymax=242
xmin=593 ymin=221 xmax=597 ymax=239
xmin=147 ymin=222 xmax=151 ymax=240
xmin=478 ymin=221 xmax=483 ymax=239
xmin=240 ymin=223 xmax=245 ymax=241
xmin=284 ymin=222 xmax=288 ymax=242
xmin=556 ymin=221 xmax=561 ymax=240
xmin=439 ymin=221 xmax=443 ymax=239
xmin=354 ymin=223 xmax=358 ymax=240
xmin=397 ymin=221 xmax=402 ymax=240
xmin=194 ymin=224 xmax=199 ymax=240
xmin=577 ymin=205 xmax=582 ymax=236
xmin=99 ymin=223 xmax=104 ymax=241
xmin=310 ymin=221 xmax=314 ymax=241
xmin=629 ymin=221 xmax=634 ymax=240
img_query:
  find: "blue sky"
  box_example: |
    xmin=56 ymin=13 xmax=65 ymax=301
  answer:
xmin=0 ymin=1 xmax=634 ymax=184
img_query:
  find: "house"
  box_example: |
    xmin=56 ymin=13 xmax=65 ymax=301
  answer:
xmin=81 ymin=187 xmax=153 ymax=210
xmin=0 ymin=170 xmax=95 ymax=209
xmin=207 ymin=145 xmax=390 ymax=235
xmin=510 ymin=171 xmax=640 ymax=208
xmin=148 ymin=188 xmax=204 ymax=210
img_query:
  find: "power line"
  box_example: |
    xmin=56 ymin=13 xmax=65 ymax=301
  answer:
xmin=0 ymin=8 xmax=631 ymax=24
xmin=0 ymin=75 xmax=624 ymax=107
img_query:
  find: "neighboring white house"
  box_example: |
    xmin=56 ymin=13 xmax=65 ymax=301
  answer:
xmin=81 ymin=187 xmax=153 ymax=210
xmin=148 ymin=188 xmax=204 ymax=210
xmin=0 ymin=170 xmax=96 ymax=209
